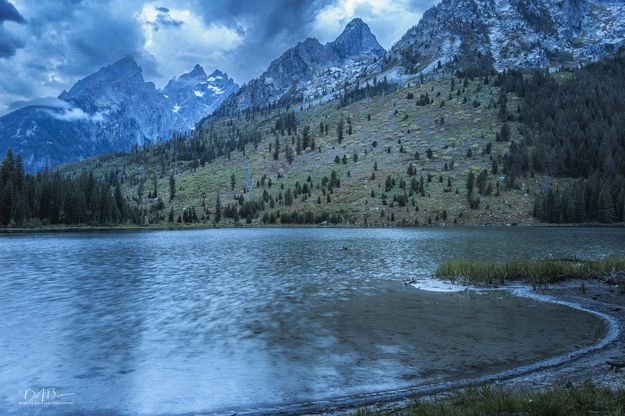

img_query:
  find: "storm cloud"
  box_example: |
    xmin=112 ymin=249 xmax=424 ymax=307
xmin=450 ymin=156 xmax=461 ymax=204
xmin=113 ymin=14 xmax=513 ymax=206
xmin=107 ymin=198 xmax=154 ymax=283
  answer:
xmin=0 ymin=0 xmax=25 ymax=58
xmin=0 ymin=0 xmax=24 ymax=23
xmin=0 ymin=0 xmax=439 ymax=115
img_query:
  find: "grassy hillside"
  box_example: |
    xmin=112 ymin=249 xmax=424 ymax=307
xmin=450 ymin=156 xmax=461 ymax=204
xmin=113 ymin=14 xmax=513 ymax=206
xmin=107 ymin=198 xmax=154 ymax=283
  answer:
xmin=60 ymin=75 xmax=538 ymax=227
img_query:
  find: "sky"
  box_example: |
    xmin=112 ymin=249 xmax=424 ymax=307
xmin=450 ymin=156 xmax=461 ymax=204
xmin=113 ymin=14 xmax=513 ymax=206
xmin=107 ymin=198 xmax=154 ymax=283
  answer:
xmin=0 ymin=0 xmax=438 ymax=115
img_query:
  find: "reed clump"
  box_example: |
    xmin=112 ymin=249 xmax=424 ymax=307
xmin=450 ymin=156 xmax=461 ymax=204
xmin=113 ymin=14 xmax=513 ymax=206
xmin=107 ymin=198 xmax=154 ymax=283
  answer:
xmin=435 ymin=257 xmax=625 ymax=288
xmin=356 ymin=382 xmax=625 ymax=416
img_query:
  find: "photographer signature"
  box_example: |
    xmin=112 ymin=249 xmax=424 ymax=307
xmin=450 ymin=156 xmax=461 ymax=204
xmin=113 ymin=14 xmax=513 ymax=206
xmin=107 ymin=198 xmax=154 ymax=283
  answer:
xmin=20 ymin=387 xmax=76 ymax=405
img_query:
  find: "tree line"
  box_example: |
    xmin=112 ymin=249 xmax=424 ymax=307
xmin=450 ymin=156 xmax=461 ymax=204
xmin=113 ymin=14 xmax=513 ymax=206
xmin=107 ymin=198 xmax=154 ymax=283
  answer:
xmin=496 ymin=52 xmax=625 ymax=223
xmin=0 ymin=149 xmax=143 ymax=226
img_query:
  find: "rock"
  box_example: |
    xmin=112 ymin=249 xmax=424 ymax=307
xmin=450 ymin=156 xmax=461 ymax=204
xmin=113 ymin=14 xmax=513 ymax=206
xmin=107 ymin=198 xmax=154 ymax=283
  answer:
xmin=386 ymin=0 xmax=625 ymax=76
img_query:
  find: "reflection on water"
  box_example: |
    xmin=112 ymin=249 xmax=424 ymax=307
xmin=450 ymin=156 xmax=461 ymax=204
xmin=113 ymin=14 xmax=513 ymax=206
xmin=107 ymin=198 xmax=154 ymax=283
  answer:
xmin=0 ymin=227 xmax=622 ymax=415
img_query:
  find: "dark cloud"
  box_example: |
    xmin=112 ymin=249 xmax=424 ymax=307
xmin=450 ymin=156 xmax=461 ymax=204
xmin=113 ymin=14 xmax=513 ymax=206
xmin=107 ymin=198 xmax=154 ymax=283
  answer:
xmin=0 ymin=28 xmax=23 ymax=57
xmin=0 ymin=0 xmax=24 ymax=24
xmin=154 ymin=7 xmax=183 ymax=28
xmin=64 ymin=5 xmax=146 ymax=77
xmin=0 ymin=1 xmax=25 ymax=58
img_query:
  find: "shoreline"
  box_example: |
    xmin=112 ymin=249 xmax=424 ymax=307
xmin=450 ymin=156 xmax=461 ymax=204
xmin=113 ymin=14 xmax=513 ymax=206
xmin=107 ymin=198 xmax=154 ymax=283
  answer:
xmin=222 ymin=279 xmax=623 ymax=416
xmin=0 ymin=223 xmax=623 ymax=235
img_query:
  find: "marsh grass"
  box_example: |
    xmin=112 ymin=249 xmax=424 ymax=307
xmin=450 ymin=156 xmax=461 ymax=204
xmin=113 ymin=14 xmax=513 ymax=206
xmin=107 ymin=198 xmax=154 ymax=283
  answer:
xmin=435 ymin=257 xmax=625 ymax=288
xmin=356 ymin=383 xmax=625 ymax=416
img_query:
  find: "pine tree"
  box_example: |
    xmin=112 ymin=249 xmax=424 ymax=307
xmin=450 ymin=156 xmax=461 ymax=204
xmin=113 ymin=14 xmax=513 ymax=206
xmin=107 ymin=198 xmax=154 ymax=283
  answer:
xmin=466 ymin=171 xmax=475 ymax=193
xmin=296 ymin=135 xmax=302 ymax=155
xmin=285 ymin=145 xmax=294 ymax=164
xmin=273 ymin=136 xmax=280 ymax=160
xmin=598 ymin=186 xmax=614 ymax=223
xmin=0 ymin=180 xmax=13 ymax=226
xmin=476 ymin=170 xmax=488 ymax=195
xmin=337 ymin=119 xmax=344 ymax=143
xmin=498 ymin=123 xmax=511 ymax=142
xmin=214 ymin=195 xmax=222 ymax=223
xmin=169 ymin=175 xmax=176 ymax=201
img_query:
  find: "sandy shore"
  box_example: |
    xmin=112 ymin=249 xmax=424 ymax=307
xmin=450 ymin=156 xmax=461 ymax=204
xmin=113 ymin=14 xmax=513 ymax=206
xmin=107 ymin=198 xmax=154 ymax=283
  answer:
xmin=496 ymin=281 xmax=624 ymax=390
xmin=347 ymin=279 xmax=625 ymax=415
xmin=281 ymin=279 xmax=624 ymax=416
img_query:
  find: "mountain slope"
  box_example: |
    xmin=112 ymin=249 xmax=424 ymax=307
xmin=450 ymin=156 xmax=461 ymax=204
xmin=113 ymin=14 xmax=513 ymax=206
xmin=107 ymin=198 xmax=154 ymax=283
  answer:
xmin=214 ymin=18 xmax=385 ymax=117
xmin=0 ymin=57 xmax=238 ymax=171
xmin=59 ymin=71 xmax=535 ymax=227
xmin=386 ymin=0 xmax=625 ymax=76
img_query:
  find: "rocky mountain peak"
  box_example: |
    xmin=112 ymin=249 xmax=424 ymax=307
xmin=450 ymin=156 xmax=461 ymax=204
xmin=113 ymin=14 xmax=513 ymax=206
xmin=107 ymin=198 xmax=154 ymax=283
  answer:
xmin=112 ymin=54 xmax=140 ymax=70
xmin=209 ymin=69 xmax=225 ymax=79
xmin=60 ymin=55 xmax=145 ymax=102
xmin=215 ymin=18 xmax=385 ymax=117
xmin=181 ymin=64 xmax=208 ymax=80
xmin=95 ymin=55 xmax=143 ymax=84
xmin=330 ymin=18 xmax=385 ymax=58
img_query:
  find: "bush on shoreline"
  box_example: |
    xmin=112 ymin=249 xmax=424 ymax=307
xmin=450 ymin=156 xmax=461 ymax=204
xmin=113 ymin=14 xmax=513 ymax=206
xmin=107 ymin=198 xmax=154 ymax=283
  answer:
xmin=357 ymin=382 xmax=625 ymax=416
xmin=435 ymin=258 xmax=625 ymax=288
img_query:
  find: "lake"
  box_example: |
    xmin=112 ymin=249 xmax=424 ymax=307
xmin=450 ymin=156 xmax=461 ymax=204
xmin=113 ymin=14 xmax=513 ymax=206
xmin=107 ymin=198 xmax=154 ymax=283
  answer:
xmin=1 ymin=227 xmax=623 ymax=415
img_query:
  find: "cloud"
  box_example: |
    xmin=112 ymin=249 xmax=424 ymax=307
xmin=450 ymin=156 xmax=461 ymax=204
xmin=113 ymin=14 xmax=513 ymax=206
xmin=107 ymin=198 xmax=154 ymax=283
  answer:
xmin=0 ymin=0 xmax=149 ymax=114
xmin=0 ymin=28 xmax=23 ymax=57
xmin=43 ymin=106 xmax=106 ymax=122
xmin=7 ymin=95 xmax=106 ymax=122
xmin=8 ymin=96 xmax=71 ymax=111
xmin=0 ymin=0 xmax=24 ymax=23
xmin=190 ymin=0 xmax=328 ymax=81
xmin=136 ymin=3 xmax=243 ymax=82
xmin=0 ymin=1 xmax=25 ymax=58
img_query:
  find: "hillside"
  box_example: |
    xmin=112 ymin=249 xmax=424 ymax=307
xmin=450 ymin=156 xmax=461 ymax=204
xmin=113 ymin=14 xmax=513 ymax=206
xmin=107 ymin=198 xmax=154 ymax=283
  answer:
xmin=54 ymin=73 xmax=535 ymax=227
xmin=3 ymin=53 xmax=625 ymax=228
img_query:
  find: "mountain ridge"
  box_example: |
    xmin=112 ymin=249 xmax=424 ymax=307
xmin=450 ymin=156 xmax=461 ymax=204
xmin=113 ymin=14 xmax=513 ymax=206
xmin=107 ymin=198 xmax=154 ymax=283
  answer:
xmin=213 ymin=18 xmax=385 ymax=119
xmin=4 ymin=0 xmax=625 ymax=171
xmin=386 ymin=0 xmax=625 ymax=76
xmin=0 ymin=57 xmax=238 ymax=171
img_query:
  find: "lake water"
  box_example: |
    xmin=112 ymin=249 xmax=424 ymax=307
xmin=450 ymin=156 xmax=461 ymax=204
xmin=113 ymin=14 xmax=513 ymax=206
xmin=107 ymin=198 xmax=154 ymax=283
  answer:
xmin=1 ymin=227 xmax=623 ymax=415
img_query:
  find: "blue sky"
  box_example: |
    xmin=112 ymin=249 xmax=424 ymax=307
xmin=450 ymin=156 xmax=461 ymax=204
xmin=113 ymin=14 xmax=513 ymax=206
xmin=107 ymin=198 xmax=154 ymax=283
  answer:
xmin=0 ymin=0 xmax=438 ymax=115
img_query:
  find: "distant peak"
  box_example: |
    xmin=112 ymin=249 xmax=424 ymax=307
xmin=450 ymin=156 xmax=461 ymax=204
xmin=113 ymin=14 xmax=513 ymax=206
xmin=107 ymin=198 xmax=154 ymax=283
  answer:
xmin=209 ymin=69 xmax=224 ymax=78
xmin=338 ymin=17 xmax=372 ymax=37
xmin=330 ymin=17 xmax=384 ymax=58
xmin=112 ymin=55 xmax=139 ymax=69
xmin=346 ymin=18 xmax=365 ymax=27
xmin=300 ymin=37 xmax=322 ymax=47
xmin=182 ymin=64 xmax=207 ymax=79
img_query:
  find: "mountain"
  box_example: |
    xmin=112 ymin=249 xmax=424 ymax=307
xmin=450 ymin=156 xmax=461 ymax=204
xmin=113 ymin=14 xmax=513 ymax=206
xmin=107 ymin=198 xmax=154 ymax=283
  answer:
xmin=0 ymin=57 xmax=238 ymax=171
xmin=160 ymin=66 xmax=238 ymax=137
xmin=214 ymin=18 xmax=385 ymax=117
xmin=386 ymin=0 xmax=625 ymax=76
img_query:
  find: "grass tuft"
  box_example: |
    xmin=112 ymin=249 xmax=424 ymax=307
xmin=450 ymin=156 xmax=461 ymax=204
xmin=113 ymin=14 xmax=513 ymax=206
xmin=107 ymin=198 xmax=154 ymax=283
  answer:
xmin=435 ymin=257 xmax=625 ymax=288
xmin=356 ymin=382 xmax=625 ymax=416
